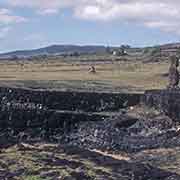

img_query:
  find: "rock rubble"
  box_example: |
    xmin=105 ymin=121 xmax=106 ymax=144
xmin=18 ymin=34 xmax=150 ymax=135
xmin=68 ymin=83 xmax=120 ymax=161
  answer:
xmin=62 ymin=112 xmax=180 ymax=152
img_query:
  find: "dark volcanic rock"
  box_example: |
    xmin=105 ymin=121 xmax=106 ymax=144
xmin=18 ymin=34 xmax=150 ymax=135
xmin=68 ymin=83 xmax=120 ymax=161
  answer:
xmin=61 ymin=113 xmax=180 ymax=152
xmin=0 ymin=86 xmax=142 ymax=133
xmin=143 ymin=89 xmax=180 ymax=121
xmin=0 ymin=87 xmax=141 ymax=112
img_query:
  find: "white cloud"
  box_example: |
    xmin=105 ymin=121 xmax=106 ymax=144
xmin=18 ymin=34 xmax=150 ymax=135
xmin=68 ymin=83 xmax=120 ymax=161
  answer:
xmin=6 ymin=0 xmax=80 ymax=10
xmin=5 ymin=0 xmax=180 ymax=34
xmin=0 ymin=8 xmax=27 ymax=24
xmin=0 ymin=8 xmax=26 ymax=41
xmin=0 ymin=27 xmax=11 ymax=39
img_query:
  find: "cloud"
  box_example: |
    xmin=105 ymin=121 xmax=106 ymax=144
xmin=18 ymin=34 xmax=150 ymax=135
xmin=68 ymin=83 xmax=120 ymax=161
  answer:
xmin=0 ymin=8 xmax=26 ymax=42
xmin=5 ymin=0 xmax=81 ymax=17
xmin=5 ymin=0 xmax=180 ymax=34
xmin=6 ymin=0 xmax=79 ymax=10
xmin=0 ymin=8 xmax=27 ymax=24
xmin=0 ymin=26 xmax=11 ymax=39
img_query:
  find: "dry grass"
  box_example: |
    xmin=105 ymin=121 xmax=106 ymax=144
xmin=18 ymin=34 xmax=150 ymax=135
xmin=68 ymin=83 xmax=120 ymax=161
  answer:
xmin=0 ymin=143 xmax=128 ymax=179
xmin=132 ymin=147 xmax=180 ymax=175
xmin=0 ymin=59 xmax=170 ymax=92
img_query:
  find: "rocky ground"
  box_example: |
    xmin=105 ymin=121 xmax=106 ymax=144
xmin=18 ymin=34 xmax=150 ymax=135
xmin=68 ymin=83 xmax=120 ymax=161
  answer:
xmin=0 ymin=143 xmax=180 ymax=180
xmin=1 ymin=106 xmax=180 ymax=179
xmin=61 ymin=106 xmax=180 ymax=152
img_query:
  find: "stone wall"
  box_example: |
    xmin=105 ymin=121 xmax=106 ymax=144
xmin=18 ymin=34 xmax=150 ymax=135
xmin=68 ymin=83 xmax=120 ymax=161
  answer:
xmin=0 ymin=87 xmax=141 ymax=112
xmin=142 ymin=89 xmax=180 ymax=121
xmin=0 ymin=87 xmax=142 ymax=131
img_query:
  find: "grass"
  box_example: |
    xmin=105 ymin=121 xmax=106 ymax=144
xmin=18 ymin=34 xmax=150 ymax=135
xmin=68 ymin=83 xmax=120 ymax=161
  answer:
xmin=0 ymin=144 xmax=119 ymax=179
xmin=133 ymin=147 xmax=180 ymax=175
xmin=1 ymin=143 xmax=180 ymax=179
xmin=0 ymin=55 xmax=178 ymax=179
xmin=22 ymin=175 xmax=47 ymax=180
xmin=0 ymin=58 xmax=170 ymax=92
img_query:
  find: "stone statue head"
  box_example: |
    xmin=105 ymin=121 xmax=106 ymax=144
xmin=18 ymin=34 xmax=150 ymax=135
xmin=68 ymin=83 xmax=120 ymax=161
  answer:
xmin=170 ymin=55 xmax=179 ymax=67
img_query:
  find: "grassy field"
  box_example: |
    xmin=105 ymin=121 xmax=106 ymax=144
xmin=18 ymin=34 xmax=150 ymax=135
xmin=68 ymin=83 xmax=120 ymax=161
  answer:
xmin=1 ymin=57 xmax=180 ymax=179
xmin=0 ymin=58 xmax=170 ymax=92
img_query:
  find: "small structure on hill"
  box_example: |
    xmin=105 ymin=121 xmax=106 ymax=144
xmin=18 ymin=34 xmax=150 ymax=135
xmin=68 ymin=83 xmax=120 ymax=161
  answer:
xmin=168 ymin=55 xmax=179 ymax=89
xmin=112 ymin=49 xmax=127 ymax=56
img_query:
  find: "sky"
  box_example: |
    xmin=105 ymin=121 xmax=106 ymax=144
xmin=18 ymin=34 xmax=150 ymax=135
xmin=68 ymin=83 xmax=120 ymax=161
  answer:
xmin=0 ymin=0 xmax=180 ymax=53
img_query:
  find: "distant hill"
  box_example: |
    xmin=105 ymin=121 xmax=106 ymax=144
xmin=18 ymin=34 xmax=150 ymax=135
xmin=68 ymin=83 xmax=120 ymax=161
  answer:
xmin=0 ymin=43 xmax=180 ymax=60
xmin=0 ymin=45 xmax=108 ymax=59
xmin=160 ymin=42 xmax=180 ymax=49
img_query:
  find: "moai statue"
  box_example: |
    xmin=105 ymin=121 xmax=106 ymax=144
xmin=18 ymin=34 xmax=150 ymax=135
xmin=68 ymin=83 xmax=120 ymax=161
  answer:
xmin=168 ymin=55 xmax=179 ymax=89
